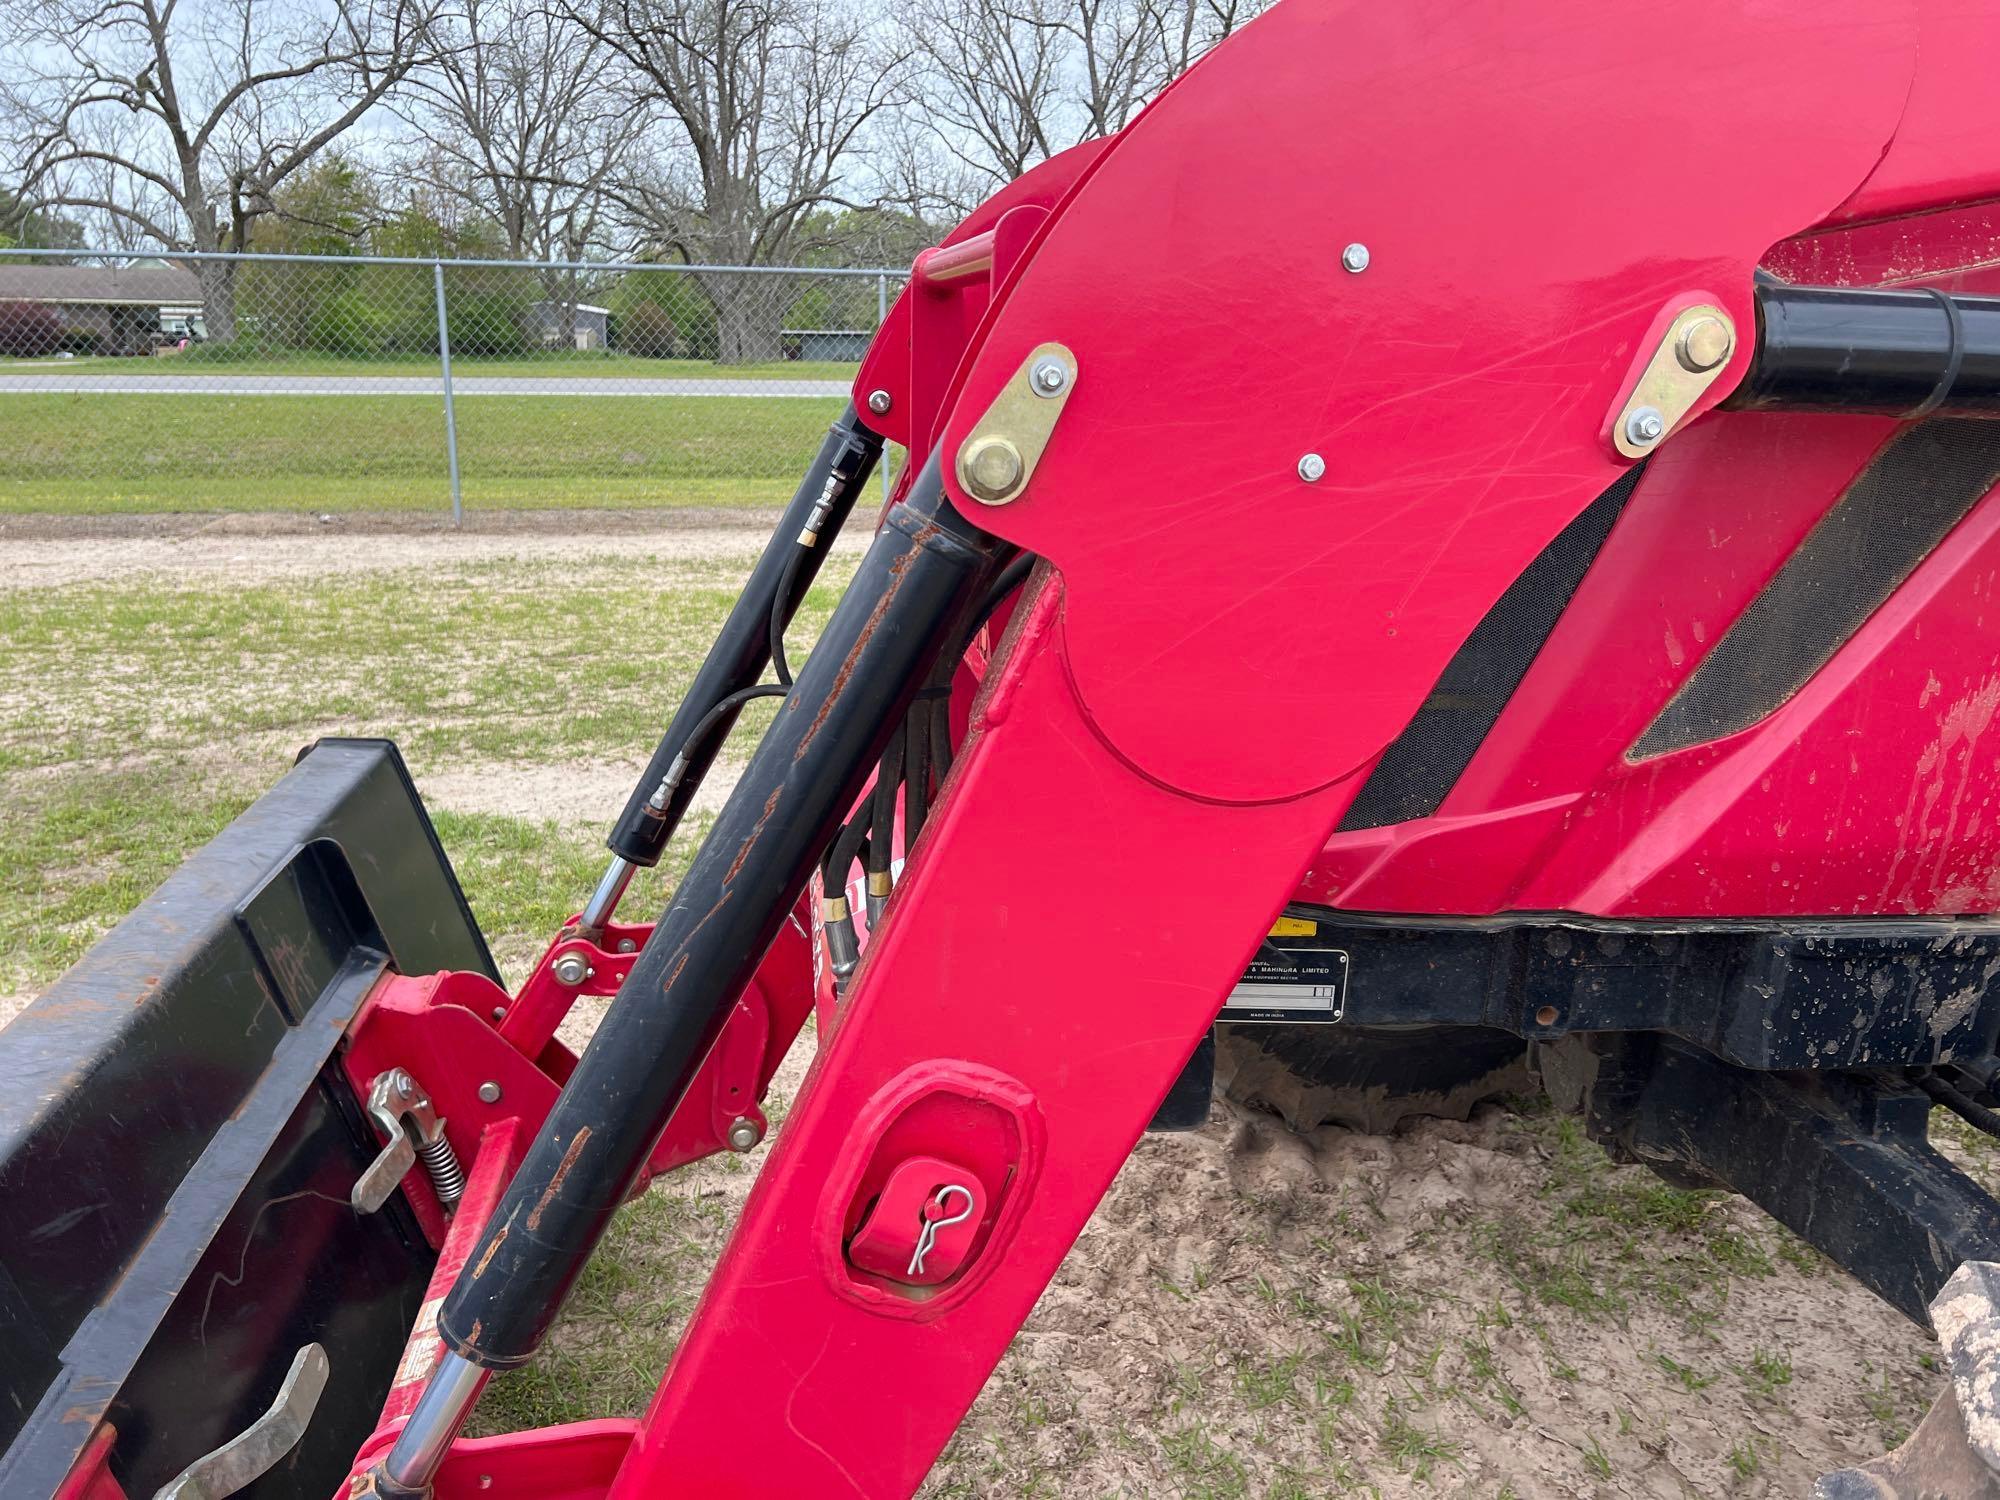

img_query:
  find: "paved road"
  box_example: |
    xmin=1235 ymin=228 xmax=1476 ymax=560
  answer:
xmin=0 ymin=372 xmax=850 ymax=398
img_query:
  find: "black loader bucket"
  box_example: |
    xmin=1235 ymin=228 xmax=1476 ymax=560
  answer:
xmin=0 ymin=741 xmax=493 ymax=1499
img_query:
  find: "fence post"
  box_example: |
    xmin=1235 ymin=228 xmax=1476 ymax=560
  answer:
xmin=877 ymin=272 xmax=891 ymax=501
xmin=433 ymin=259 xmax=464 ymax=526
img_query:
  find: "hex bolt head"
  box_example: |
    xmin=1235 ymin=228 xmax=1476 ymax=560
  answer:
xmin=477 ymin=1081 xmax=503 ymax=1105
xmin=552 ymin=951 xmax=591 ymax=986
xmin=1341 ymin=243 xmax=1371 ymax=274
xmin=866 ymin=388 xmax=893 ymax=415
xmin=727 ymin=1116 xmax=762 ymax=1152
xmin=1676 ymin=316 xmax=1732 ymax=373
xmin=962 ymin=435 xmax=1025 ymax=501
xmin=1624 ymin=406 xmax=1667 ymax=447
xmin=1297 ymin=452 xmax=1327 ymax=482
xmin=1030 ymin=358 xmax=1068 ymax=396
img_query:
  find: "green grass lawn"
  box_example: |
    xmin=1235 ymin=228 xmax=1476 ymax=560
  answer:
xmin=0 ymin=550 xmax=854 ymax=989
xmin=0 ymin=391 xmax=854 ymax=513
xmin=4 ymin=352 xmax=860 ymax=381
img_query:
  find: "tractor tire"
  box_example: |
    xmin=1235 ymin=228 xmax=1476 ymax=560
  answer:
xmin=1216 ymin=1023 xmax=1533 ymax=1134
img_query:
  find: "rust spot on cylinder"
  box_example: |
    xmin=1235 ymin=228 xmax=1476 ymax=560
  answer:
xmin=796 ymin=539 xmax=927 ymax=761
xmin=472 ymin=1225 xmax=508 ymax=1279
xmin=526 ymin=1126 xmax=593 ymax=1232
xmin=725 ymin=786 xmax=785 ymax=883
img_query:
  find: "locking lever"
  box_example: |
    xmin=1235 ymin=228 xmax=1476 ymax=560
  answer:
xmin=352 ymin=1068 xmax=465 ymax=1214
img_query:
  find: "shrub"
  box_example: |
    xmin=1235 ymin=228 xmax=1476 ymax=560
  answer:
xmin=449 ymin=290 xmax=529 ymax=356
xmin=306 ymin=289 xmax=393 ymax=357
xmin=618 ymin=299 xmax=680 ymax=357
xmin=0 ymin=299 xmax=66 ymax=356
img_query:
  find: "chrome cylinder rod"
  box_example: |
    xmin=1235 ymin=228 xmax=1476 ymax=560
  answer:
xmin=378 ymin=1350 xmax=487 ymax=1492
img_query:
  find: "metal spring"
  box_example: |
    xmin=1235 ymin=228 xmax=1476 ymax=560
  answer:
xmin=416 ymin=1134 xmax=467 ymax=1209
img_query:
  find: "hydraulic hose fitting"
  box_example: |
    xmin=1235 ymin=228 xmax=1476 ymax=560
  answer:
xmin=865 ymin=870 xmax=893 ymax=927
xmin=824 ymin=895 xmax=861 ymax=993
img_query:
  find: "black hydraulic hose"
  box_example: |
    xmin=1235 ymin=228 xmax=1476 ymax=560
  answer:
xmin=606 ymin=405 xmax=880 ymax=868
xmin=929 ymin=686 xmax=954 ymax=783
xmin=968 ymin=552 xmax=1034 ymax=637
xmin=904 ymin=698 xmax=932 ymax=844
xmin=849 ymin=550 xmax=1034 ymax=907
xmin=1919 ymin=1073 xmax=2000 ymax=1140
xmin=438 ymin=454 xmax=995 ymax=1369
xmin=865 ymin=723 xmax=904 ymax=881
xmin=672 ymin=684 xmax=789 ymax=776
xmin=767 ymin=543 xmax=809 ymax=688
xmin=822 ymin=807 xmax=872 ymax=894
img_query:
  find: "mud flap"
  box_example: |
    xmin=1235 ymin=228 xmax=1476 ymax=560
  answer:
xmin=0 ymin=740 xmax=494 ymax=1499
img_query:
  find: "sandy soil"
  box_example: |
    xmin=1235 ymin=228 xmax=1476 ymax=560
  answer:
xmin=942 ymin=1104 xmax=1933 ymax=1498
xmin=0 ymin=507 xmax=866 ymax=588
xmin=415 ymin=756 xmax=747 ymax=833
xmin=530 ymin=1027 xmax=1939 ymax=1499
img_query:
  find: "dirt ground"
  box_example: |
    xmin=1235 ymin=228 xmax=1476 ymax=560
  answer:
xmin=4 ymin=519 xmax=1956 ymax=1497
xmin=570 ymin=1036 xmax=1942 ymax=1500
xmin=0 ymin=505 xmax=865 ymax=586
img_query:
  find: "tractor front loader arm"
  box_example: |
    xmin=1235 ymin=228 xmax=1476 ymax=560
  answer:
xmin=26 ymin=0 xmax=2000 ymax=1495
xmin=364 ymin=0 xmax=1974 ymax=1492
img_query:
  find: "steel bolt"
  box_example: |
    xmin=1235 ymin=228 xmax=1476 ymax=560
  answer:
xmin=1676 ymin=316 xmax=1731 ymax=373
xmin=1341 ymin=243 xmax=1371 ymax=274
xmin=962 ymin=435 xmax=1025 ymax=501
xmin=490 ymin=1005 xmax=507 ymax=1022
xmin=727 ymin=1117 xmax=762 ymax=1152
xmin=1030 ymin=358 xmax=1068 ymax=396
xmin=1624 ymin=406 xmax=1667 ymax=447
xmin=552 ymin=951 xmax=590 ymax=986
xmin=616 ymin=937 xmax=637 ymax=954
xmin=866 ymin=388 xmax=893 ymax=415
xmin=1297 ymin=452 xmax=1327 ymax=482
xmin=477 ymin=1081 xmax=503 ymax=1105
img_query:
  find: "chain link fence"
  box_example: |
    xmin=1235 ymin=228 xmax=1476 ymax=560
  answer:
xmin=0 ymin=249 xmax=903 ymax=519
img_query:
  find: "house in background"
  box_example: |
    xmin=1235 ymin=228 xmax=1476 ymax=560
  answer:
xmin=780 ymin=327 xmax=872 ymax=361
xmin=0 ymin=264 xmax=203 ymax=354
xmin=526 ymin=300 xmax=610 ymax=350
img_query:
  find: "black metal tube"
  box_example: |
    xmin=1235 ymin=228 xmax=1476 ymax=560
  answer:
xmin=605 ymin=404 xmax=882 ymax=868
xmin=438 ymin=455 xmax=993 ymax=1368
xmin=1735 ymin=284 xmax=2000 ymax=418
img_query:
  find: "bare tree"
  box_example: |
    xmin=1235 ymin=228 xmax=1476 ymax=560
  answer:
xmin=398 ymin=0 xmax=638 ymax=265
xmin=899 ymin=0 xmax=1265 ymax=214
xmin=559 ymin=0 xmax=906 ymax=362
xmin=394 ymin=0 xmax=644 ymax=342
xmin=0 ymin=0 xmax=434 ymax=338
xmin=901 ymin=0 xmax=1063 ymax=189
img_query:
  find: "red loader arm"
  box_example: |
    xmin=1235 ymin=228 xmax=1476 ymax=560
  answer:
xmin=24 ymin=1 xmax=2000 ymax=1497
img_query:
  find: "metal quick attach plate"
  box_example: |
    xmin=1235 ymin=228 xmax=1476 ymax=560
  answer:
xmin=954 ymin=342 xmax=1077 ymax=505
xmin=1611 ymin=304 xmax=1737 ymax=458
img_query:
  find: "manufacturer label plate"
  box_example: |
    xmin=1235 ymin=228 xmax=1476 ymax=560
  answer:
xmin=1221 ymin=943 xmax=1350 ymax=1023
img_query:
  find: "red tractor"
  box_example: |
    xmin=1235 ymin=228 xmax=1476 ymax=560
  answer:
xmin=10 ymin=1 xmax=2000 ymax=1494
